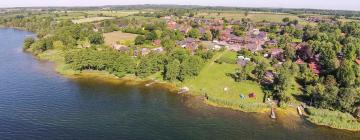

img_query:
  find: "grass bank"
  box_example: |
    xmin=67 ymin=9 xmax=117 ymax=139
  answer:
xmin=306 ymin=107 xmax=360 ymax=131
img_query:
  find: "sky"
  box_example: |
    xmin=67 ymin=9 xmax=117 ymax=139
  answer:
xmin=0 ymin=0 xmax=359 ymax=11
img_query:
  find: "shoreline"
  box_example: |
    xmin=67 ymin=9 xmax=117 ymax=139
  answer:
xmin=20 ymin=32 xmax=359 ymax=132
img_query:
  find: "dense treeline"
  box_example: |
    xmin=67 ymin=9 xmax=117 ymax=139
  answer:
xmin=65 ymin=49 xmax=136 ymax=77
xmin=6 ymin=14 xmax=210 ymax=82
xmin=299 ymin=22 xmax=360 ymax=113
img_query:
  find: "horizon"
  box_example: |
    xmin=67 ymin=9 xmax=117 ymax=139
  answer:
xmin=0 ymin=0 xmax=360 ymax=11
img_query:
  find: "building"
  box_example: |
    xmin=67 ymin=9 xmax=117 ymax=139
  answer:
xmin=112 ymin=44 xmax=129 ymax=52
xmin=308 ymin=62 xmax=320 ymax=75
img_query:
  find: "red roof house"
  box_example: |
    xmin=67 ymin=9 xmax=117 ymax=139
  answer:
xmin=308 ymin=62 xmax=320 ymax=75
xmin=295 ymin=58 xmax=305 ymax=65
xmin=356 ymin=59 xmax=360 ymax=65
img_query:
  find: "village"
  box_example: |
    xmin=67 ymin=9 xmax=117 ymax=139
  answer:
xmin=107 ymin=14 xmax=358 ymax=79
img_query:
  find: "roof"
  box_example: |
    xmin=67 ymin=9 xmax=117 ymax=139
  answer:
xmin=356 ymin=59 xmax=360 ymax=65
xmin=308 ymin=62 xmax=320 ymax=74
xmin=295 ymin=58 xmax=305 ymax=65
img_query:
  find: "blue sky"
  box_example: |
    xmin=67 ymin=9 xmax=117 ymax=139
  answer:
xmin=0 ymin=0 xmax=359 ymax=11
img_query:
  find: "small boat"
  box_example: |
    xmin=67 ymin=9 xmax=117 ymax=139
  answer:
xmin=178 ymin=87 xmax=189 ymax=94
xmin=270 ymin=108 xmax=276 ymax=119
xmin=297 ymin=106 xmax=303 ymax=116
xmin=145 ymin=81 xmax=156 ymax=87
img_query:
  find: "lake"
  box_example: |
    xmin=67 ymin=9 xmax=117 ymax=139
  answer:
xmin=0 ymin=28 xmax=359 ymax=140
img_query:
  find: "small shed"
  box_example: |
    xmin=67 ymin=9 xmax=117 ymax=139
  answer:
xmin=248 ymin=93 xmax=256 ymax=98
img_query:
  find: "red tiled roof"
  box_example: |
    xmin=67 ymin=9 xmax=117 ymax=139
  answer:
xmin=356 ymin=59 xmax=360 ymax=65
xmin=308 ymin=62 xmax=320 ymax=74
xmin=295 ymin=58 xmax=305 ymax=65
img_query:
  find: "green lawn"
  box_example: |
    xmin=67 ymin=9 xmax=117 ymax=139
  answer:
xmin=182 ymin=51 xmax=268 ymax=112
xmin=103 ymin=31 xmax=138 ymax=46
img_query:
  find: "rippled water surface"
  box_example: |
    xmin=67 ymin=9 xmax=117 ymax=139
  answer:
xmin=0 ymin=28 xmax=359 ymax=140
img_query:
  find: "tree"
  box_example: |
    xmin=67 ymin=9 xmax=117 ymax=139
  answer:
xmin=202 ymin=30 xmax=213 ymax=41
xmin=338 ymin=88 xmax=359 ymax=112
xmin=244 ymin=11 xmax=249 ymax=17
xmin=273 ymin=68 xmax=293 ymax=104
xmin=188 ymin=28 xmax=200 ymax=39
xmin=343 ymin=43 xmax=357 ymax=60
xmin=283 ymin=45 xmax=296 ymax=60
xmin=282 ymin=17 xmax=290 ymax=23
xmin=337 ymin=60 xmax=356 ymax=87
xmin=88 ymin=32 xmax=104 ymax=45
xmin=23 ymin=37 xmax=35 ymax=50
xmin=145 ymin=31 xmax=158 ymax=40
xmin=164 ymin=59 xmax=180 ymax=81
xmin=135 ymin=35 xmax=146 ymax=45
xmin=254 ymin=62 xmax=267 ymax=83
xmin=53 ymin=40 xmax=65 ymax=50
xmin=161 ymin=39 xmax=176 ymax=51
xmin=319 ymin=75 xmax=339 ymax=109
xmin=136 ymin=57 xmax=153 ymax=78
xmin=178 ymin=56 xmax=204 ymax=81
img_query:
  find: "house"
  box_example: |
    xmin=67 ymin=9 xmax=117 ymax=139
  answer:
xmin=112 ymin=44 xmax=129 ymax=52
xmin=151 ymin=47 xmax=164 ymax=53
xmin=134 ymin=48 xmax=151 ymax=56
xmin=356 ymin=59 xmax=360 ymax=65
xmin=265 ymin=39 xmax=278 ymax=46
xmin=177 ymin=25 xmax=192 ymax=33
xmin=295 ymin=58 xmax=306 ymax=65
xmin=177 ymin=38 xmax=199 ymax=53
xmin=308 ymin=62 xmax=320 ymax=75
xmin=306 ymin=17 xmax=321 ymax=23
xmin=229 ymin=20 xmax=242 ymax=25
xmin=262 ymin=71 xmax=275 ymax=84
xmin=237 ymin=56 xmax=251 ymax=66
xmin=270 ymin=48 xmax=283 ymax=58
xmin=167 ymin=21 xmax=177 ymax=30
xmin=199 ymin=27 xmax=207 ymax=35
xmin=153 ymin=39 xmax=161 ymax=46
xmin=141 ymin=48 xmax=151 ymax=56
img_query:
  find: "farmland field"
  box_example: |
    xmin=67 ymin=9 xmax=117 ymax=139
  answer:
xmin=103 ymin=31 xmax=138 ymax=46
xmin=72 ymin=17 xmax=114 ymax=23
xmin=196 ymin=11 xmax=301 ymax=22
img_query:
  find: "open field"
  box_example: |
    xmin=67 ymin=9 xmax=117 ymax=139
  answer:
xmin=103 ymin=31 xmax=138 ymax=46
xmin=182 ymin=51 xmax=267 ymax=112
xmin=196 ymin=11 xmax=301 ymax=22
xmin=72 ymin=17 xmax=114 ymax=23
xmin=84 ymin=10 xmax=138 ymax=17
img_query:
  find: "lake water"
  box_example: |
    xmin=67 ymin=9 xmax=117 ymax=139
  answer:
xmin=0 ymin=28 xmax=359 ymax=140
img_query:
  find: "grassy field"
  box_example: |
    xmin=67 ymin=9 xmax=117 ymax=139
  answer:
xmin=306 ymin=107 xmax=360 ymax=131
xmin=36 ymin=49 xmax=79 ymax=75
xmin=84 ymin=10 xmax=138 ymax=18
xmin=196 ymin=11 xmax=301 ymax=22
xmin=72 ymin=17 xmax=114 ymax=23
xmin=181 ymin=51 xmax=268 ymax=112
xmin=103 ymin=31 xmax=138 ymax=46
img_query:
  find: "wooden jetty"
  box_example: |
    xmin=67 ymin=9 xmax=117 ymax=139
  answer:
xmin=270 ymin=107 xmax=276 ymax=119
xmin=297 ymin=106 xmax=303 ymax=116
